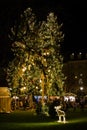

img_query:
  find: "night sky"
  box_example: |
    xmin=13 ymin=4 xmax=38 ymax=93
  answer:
xmin=0 ymin=0 xmax=87 ymax=63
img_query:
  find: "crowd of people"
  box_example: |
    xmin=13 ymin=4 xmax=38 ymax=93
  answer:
xmin=11 ymin=95 xmax=87 ymax=117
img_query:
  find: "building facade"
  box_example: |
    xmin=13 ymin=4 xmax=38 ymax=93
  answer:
xmin=63 ymin=56 xmax=87 ymax=96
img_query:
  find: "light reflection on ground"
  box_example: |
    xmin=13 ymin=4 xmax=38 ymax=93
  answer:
xmin=1 ymin=117 xmax=86 ymax=128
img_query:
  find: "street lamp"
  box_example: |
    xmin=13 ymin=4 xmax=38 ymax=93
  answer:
xmin=80 ymin=86 xmax=84 ymax=91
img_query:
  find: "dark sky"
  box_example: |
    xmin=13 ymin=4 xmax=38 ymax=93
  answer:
xmin=0 ymin=0 xmax=87 ymax=63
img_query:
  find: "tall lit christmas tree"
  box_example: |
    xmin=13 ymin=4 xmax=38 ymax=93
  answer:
xmin=6 ymin=8 xmax=66 ymax=102
xmin=37 ymin=13 xmax=65 ymax=101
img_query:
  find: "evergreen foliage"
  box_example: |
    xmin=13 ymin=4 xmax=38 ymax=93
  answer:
xmin=6 ymin=7 xmax=66 ymax=97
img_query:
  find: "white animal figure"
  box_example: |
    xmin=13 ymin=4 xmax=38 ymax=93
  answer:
xmin=54 ymin=105 xmax=66 ymax=123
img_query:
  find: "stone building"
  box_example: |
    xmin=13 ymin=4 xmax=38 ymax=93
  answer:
xmin=63 ymin=53 xmax=87 ymax=96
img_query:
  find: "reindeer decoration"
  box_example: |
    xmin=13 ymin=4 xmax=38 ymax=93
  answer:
xmin=54 ymin=105 xmax=66 ymax=123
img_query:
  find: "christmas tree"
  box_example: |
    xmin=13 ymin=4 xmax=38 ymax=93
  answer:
xmin=6 ymin=8 xmax=66 ymax=102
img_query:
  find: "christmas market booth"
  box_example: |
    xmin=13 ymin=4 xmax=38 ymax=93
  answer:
xmin=0 ymin=87 xmax=11 ymax=113
xmin=64 ymin=92 xmax=77 ymax=102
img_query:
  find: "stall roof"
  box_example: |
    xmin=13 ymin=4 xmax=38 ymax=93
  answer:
xmin=0 ymin=87 xmax=11 ymax=97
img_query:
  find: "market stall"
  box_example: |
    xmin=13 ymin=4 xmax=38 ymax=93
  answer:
xmin=0 ymin=87 xmax=11 ymax=113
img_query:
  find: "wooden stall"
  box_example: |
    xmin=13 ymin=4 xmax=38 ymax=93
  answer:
xmin=0 ymin=87 xmax=11 ymax=113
